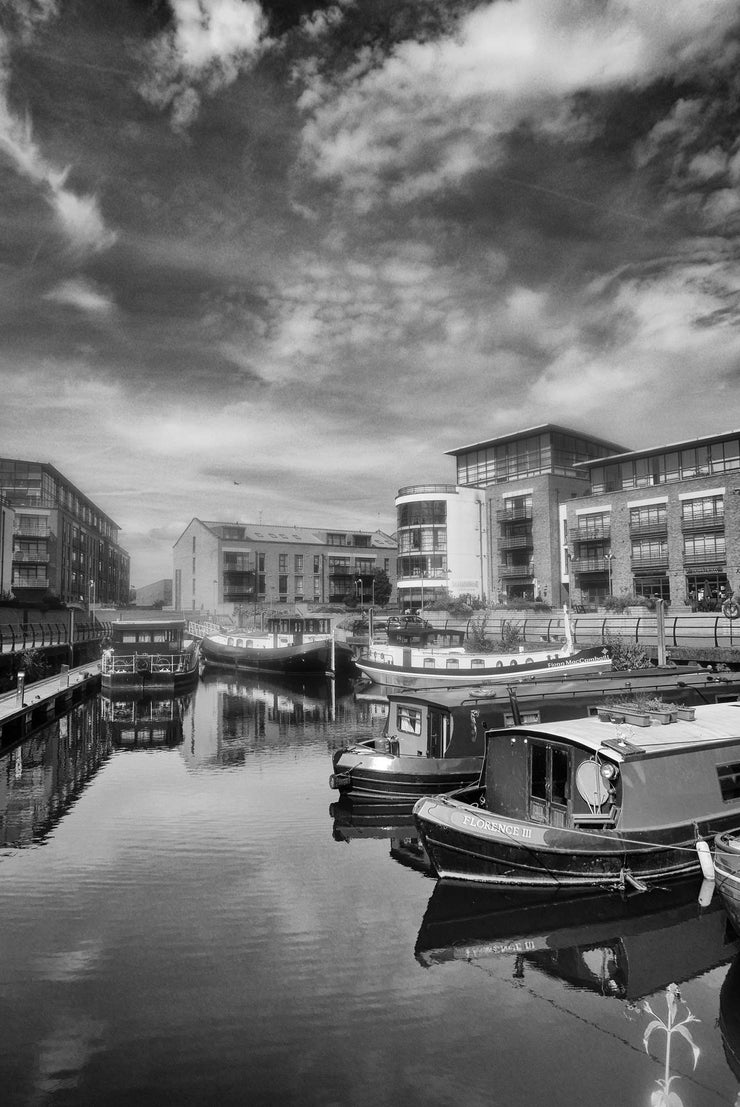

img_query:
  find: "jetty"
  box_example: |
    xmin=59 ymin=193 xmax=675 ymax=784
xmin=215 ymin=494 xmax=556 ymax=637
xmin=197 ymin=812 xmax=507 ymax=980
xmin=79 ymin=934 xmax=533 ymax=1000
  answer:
xmin=0 ymin=661 xmax=101 ymax=745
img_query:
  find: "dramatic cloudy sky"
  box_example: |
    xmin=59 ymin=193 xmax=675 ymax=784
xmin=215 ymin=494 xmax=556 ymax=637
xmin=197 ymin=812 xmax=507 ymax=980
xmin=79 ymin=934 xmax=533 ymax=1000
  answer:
xmin=2 ymin=0 xmax=740 ymax=585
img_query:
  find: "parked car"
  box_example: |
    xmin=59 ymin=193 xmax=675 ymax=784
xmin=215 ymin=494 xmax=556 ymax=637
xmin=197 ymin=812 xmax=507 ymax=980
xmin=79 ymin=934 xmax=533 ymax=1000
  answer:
xmin=386 ymin=614 xmax=432 ymax=633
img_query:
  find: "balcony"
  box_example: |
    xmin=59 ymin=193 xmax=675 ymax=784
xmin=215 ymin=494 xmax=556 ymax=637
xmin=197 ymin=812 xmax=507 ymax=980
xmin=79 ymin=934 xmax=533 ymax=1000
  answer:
xmin=629 ymin=521 xmax=668 ymax=537
xmin=631 ymin=555 xmax=669 ymax=569
xmin=573 ymin=525 xmax=610 ymax=541
xmin=498 ymin=535 xmax=533 ymax=551
xmin=13 ymin=522 xmax=51 ymax=537
xmin=681 ymin=513 xmax=725 ymax=532
xmin=13 ymin=550 xmax=50 ymax=563
xmin=12 ymin=576 xmax=50 ymax=590
xmin=571 ymin=558 xmax=608 ymax=573
xmin=496 ymin=507 xmax=533 ymax=523
xmin=682 ymin=550 xmax=726 ymax=566
xmin=498 ymin=564 xmax=534 ymax=578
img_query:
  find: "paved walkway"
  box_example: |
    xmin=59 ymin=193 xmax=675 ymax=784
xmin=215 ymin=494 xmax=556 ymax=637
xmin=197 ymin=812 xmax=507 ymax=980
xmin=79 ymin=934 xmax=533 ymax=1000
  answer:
xmin=0 ymin=660 xmax=101 ymax=723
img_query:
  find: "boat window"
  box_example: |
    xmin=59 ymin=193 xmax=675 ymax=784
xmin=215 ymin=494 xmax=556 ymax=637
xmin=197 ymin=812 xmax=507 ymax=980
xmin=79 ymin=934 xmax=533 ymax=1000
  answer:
xmin=471 ymin=659 xmax=485 ymax=668
xmin=531 ymin=744 xmax=547 ymax=801
xmin=551 ymin=748 xmax=569 ymax=806
xmin=227 ymin=638 xmax=235 ymax=646
xmin=445 ymin=659 xmax=459 ymax=669
xmin=718 ymin=761 xmax=740 ymax=802
xmin=397 ymin=706 xmax=422 ymax=735
xmin=121 ymin=633 xmax=137 ymax=643
xmin=423 ymin=658 xmax=436 ymax=668
xmin=153 ymin=632 xmax=169 ymax=643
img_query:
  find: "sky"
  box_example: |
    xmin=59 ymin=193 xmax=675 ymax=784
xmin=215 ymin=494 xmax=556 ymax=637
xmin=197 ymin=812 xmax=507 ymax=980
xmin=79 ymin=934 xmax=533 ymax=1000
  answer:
xmin=1 ymin=0 xmax=740 ymax=586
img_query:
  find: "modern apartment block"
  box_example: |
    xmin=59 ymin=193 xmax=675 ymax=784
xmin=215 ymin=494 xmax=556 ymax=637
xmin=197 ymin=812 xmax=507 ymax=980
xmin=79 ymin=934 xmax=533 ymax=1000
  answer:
xmin=0 ymin=459 xmax=131 ymax=607
xmin=173 ymin=519 xmax=397 ymax=615
xmin=565 ymin=431 xmax=740 ymax=607
xmin=398 ymin=425 xmax=623 ymax=605
xmin=394 ymin=484 xmax=488 ymax=609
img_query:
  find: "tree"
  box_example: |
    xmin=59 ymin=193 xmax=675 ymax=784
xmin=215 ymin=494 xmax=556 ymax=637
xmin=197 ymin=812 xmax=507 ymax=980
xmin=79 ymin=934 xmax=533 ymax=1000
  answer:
xmin=372 ymin=568 xmax=392 ymax=608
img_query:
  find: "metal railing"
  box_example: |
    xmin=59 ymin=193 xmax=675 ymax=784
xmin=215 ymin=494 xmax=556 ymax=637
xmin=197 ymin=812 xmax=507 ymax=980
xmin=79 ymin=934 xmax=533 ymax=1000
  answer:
xmin=0 ymin=620 xmax=106 ymax=653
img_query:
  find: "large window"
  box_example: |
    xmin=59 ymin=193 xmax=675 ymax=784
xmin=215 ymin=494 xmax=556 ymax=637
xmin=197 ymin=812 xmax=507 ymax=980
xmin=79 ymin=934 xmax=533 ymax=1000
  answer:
xmin=398 ymin=500 xmax=447 ymax=527
xmin=682 ymin=495 xmax=724 ymax=524
xmin=684 ymin=533 xmax=726 ymax=561
xmin=590 ymin=436 xmax=740 ymax=493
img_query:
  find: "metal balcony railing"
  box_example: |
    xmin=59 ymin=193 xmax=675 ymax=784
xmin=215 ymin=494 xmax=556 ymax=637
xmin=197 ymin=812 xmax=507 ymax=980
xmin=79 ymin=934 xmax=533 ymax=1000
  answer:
xmin=498 ymin=564 xmax=534 ymax=578
xmin=628 ymin=521 xmax=668 ymax=537
xmin=573 ymin=525 xmax=610 ymax=541
xmin=396 ymin=484 xmax=458 ymax=497
xmin=682 ymin=551 xmax=726 ymax=566
xmin=681 ymin=514 xmax=725 ymax=532
xmin=571 ymin=558 xmax=608 ymax=573
xmin=630 ymin=555 xmax=669 ymax=569
xmin=498 ymin=535 xmax=533 ymax=550
xmin=496 ymin=507 xmax=533 ymax=523
xmin=13 ymin=523 xmax=51 ymax=537
xmin=11 ymin=576 xmax=50 ymax=589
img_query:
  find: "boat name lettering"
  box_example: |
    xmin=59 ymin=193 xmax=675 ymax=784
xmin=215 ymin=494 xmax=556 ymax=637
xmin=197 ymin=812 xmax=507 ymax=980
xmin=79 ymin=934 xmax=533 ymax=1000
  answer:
xmin=461 ymin=814 xmax=532 ymax=838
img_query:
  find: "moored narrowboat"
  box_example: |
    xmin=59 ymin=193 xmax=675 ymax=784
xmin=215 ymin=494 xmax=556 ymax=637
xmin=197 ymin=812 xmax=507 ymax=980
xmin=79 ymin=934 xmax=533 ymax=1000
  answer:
xmin=414 ymin=702 xmax=740 ymax=890
xmin=330 ymin=666 xmax=740 ymax=808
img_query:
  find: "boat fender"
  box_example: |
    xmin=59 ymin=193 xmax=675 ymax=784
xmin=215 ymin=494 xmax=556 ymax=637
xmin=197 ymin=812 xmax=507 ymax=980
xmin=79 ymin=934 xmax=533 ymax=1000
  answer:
xmin=698 ymin=878 xmax=715 ymax=908
xmin=696 ymin=838 xmax=715 ymax=881
xmin=329 ymin=772 xmax=351 ymax=791
xmin=136 ymin=657 xmax=150 ymax=673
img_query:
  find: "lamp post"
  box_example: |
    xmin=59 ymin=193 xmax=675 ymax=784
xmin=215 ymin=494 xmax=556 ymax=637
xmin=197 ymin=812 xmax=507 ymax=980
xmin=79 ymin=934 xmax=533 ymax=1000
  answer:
xmin=88 ymin=579 xmax=95 ymax=626
xmin=606 ymin=553 xmax=615 ymax=598
xmin=355 ymin=578 xmax=364 ymax=613
xmin=213 ymin=578 xmax=217 ymax=618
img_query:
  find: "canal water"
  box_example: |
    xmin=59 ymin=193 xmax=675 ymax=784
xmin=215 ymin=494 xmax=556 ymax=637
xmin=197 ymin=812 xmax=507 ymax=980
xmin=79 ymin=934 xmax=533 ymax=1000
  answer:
xmin=2 ymin=670 xmax=740 ymax=1106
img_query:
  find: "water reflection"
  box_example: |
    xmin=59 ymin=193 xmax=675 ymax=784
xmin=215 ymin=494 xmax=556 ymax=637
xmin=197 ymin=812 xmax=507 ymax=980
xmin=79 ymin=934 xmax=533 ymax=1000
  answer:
xmin=0 ymin=695 xmax=109 ymax=848
xmin=415 ymin=878 xmax=740 ymax=996
xmin=330 ymin=796 xmax=429 ymax=873
xmin=183 ymin=670 xmax=379 ymax=768
xmin=100 ymin=690 xmax=194 ymax=749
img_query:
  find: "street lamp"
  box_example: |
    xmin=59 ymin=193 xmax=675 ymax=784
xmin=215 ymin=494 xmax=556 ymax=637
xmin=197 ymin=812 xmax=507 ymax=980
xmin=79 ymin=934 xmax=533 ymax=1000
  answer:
xmin=606 ymin=553 xmax=615 ymax=598
xmin=89 ymin=579 xmax=95 ymax=625
xmin=355 ymin=578 xmax=364 ymax=612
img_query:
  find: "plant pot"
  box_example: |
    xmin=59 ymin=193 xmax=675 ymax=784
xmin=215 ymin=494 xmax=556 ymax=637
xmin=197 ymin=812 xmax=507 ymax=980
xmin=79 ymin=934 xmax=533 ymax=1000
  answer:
xmin=676 ymin=707 xmax=696 ymax=722
xmin=598 ymin=708 xmax=625 ymax=723
xmin=622 ymin=710 xmax=651 ymax=727
xmin=649 ymin=710 xmax=677 ymax=725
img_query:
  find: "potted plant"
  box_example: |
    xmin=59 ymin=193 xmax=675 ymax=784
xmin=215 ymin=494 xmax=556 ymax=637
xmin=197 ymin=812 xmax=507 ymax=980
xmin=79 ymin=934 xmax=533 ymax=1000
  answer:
xmin=645 ymin=698 xmax=679 ymax=725
xmin=600 ymin=697 xmax=651 ymax=726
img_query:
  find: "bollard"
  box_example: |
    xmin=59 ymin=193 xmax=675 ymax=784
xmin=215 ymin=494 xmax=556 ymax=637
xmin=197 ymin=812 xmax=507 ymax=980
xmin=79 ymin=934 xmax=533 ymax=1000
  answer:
xmin=16 ymin=670 xmax=25 ymax=706
xmin=59 ymin=664 xmax=70 ymax=690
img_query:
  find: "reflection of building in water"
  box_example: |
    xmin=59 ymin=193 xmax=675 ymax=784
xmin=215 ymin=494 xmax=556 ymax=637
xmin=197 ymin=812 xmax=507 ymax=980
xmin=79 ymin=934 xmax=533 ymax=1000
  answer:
xmin=0 ymin=696 xmax=110 ymax=847
xmin=100 ymin=691 xmax=193 ymax=748
xmin=183 ymin=672 xmax=364 ymax=768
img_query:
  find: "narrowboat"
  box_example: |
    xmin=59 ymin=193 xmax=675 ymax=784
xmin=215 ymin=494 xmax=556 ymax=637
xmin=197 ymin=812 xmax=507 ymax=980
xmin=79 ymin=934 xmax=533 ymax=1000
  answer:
xmin=413 ymin=702 xmax=740 ymax=889
xmin=101 ymin=617 xmax=199 ymax=693
xmin=199 ymin=615 xmax=353 ymax=676
xmin=415 ymin=876 xmax=738 ymax=1001
xmin=329 ymin=666 xmax=740 ymax=809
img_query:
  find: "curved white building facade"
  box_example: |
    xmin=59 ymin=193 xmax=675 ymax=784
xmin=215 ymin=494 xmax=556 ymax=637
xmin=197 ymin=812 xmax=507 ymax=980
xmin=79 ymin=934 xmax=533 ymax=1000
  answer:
xmin=395 ymin=484 xmax=488 ymax=608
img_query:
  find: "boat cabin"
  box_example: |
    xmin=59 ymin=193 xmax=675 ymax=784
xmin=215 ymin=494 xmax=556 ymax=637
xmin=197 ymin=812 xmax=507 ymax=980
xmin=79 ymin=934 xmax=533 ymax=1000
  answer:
xmin=109 ymin=618 xmax=188 ymax=655
xmin=266 ymin=616 xmax=333 ymax=636
xmin=385 ymin=688 xmax=507 ymax=759
xmin=483 ymin=702 xmax=740 ymax=833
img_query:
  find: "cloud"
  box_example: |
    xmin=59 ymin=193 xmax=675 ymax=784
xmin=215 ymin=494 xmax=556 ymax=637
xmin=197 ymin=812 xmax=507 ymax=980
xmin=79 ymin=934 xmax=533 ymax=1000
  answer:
xmin=137 ymin=0 xmax=267 ymax=129
xmin=297 ymin=0 xmax=740 ymax=207
xmin=0 ymin=12 xmax=116 ymax=255
xmin=44 ymin=278 xmax=115 ymax=315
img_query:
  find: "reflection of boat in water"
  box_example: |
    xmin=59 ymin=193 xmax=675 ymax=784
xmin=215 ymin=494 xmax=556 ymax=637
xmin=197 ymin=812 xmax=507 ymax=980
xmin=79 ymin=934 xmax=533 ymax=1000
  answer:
xmin=100 ymin=690 xmax=193 ymax=748
xmin=719 ymin=951 xmax=740 ymax=1082
xmin=712 ymin=829 xmax=740 ymax=934
xmin=329 ymin=797 xmax=430 ymax=873
xmin=199 ymin=615 xmax=354 ymax=676
xmin=101 ymin=617 xmax=199 ymax=693
xmin=415 ymin=877 xmax=740 ymax=1000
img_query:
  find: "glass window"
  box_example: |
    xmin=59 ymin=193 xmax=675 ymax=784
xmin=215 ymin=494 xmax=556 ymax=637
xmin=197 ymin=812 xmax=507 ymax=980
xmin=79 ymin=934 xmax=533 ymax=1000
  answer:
xmin=397 ymin=706 xmax=421 ymax=734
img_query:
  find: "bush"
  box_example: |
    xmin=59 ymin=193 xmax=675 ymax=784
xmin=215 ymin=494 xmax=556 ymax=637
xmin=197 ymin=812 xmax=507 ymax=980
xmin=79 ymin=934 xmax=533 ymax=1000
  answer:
xmin=602 ymin=633 xmax=651 ymax=670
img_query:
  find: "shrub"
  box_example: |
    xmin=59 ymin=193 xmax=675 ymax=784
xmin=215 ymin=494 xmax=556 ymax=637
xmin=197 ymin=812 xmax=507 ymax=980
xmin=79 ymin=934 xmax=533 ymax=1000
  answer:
xmin=602 ymin=632 xmax=651 ymax=670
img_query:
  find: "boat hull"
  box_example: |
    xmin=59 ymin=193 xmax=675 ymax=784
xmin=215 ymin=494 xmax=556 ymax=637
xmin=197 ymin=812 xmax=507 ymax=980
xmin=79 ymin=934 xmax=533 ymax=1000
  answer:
xmin=713 ymin=829 xmax=740 ymax=931
xmin=356 ymin=646 xmax=610 ymax=688
xmin=200 ymin=636 xmax=351 ymax=675
xmin=101 ymin=656 xmax=199 ymax=694
xmin=330 ymin=746 xmax=479 ymax=806
xmin=414 ymin=794 xmax=727 ymax=889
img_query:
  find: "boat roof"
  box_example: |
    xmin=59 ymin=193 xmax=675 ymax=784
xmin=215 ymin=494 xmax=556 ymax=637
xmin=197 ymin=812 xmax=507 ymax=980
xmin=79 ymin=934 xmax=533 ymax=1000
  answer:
xmin=110 ymin=618 xmax=185 ymax=629
xmin=385 ymin=666 xmax=728 ymax=710
xmin=495 ymin=702 xmax=740 ymax=761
